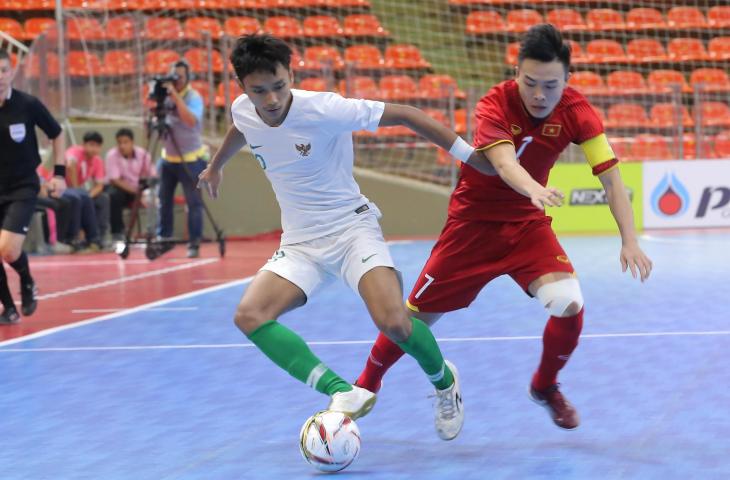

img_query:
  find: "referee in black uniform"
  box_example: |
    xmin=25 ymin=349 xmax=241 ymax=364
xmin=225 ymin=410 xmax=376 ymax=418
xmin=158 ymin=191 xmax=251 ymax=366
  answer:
xmin=0 ymin=50 xmax=67 ymax=324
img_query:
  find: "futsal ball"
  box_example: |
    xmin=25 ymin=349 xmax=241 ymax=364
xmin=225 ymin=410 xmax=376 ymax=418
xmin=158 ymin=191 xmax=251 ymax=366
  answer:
xmin=299 ymin=410 xmax=361 ymax=472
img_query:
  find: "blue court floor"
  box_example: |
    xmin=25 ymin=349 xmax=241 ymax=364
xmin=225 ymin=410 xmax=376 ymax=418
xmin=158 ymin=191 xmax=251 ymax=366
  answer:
xmin=1 ymin=232 xmax=729 ymax=480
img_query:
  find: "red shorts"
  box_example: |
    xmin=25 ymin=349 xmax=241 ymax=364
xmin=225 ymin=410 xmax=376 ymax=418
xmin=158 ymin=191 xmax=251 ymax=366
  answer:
xmin=407 ymin=216 xmax=575 ymax=313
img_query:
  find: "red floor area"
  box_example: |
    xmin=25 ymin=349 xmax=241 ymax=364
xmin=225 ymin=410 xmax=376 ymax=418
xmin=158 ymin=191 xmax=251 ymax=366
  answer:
xmin=0 ymin=239 xmax=279 ymax=342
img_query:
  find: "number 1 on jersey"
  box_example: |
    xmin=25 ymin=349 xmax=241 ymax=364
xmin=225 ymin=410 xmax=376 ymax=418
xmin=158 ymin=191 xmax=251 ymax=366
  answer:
xmin=414 ymin=274 xmax=435 ymax=299
xmin=515 ymin=135 xmax=533 ymax=161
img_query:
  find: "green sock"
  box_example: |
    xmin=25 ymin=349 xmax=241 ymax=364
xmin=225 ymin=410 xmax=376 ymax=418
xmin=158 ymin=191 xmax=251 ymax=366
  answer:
xmin=247 ymin=320 xmax=352 ymax=396
xmin=396 ymin=317 xmax=454 ymax=390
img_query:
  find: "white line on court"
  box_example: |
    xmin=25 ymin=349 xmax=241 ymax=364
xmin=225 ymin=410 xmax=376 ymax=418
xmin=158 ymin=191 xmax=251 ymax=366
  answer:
xmin=71 ymin=307 xmax=199 ymax=314
xmin=1 ymin=330 xmax=728 ymax=353
xmin=36 ymin=258 xmax=218 ymax=300
xmin=0 ymin=275 xmax=252 ymax=348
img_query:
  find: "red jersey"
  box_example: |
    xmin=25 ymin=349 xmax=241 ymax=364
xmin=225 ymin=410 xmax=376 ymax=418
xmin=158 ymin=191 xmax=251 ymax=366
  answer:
xmin=449 ymin=79 xmax=617 ymax=222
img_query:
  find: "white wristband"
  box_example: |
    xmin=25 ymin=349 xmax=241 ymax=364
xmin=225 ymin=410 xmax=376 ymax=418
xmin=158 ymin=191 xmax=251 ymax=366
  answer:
xmin=448 ymin=137 xmax=475 ymax=163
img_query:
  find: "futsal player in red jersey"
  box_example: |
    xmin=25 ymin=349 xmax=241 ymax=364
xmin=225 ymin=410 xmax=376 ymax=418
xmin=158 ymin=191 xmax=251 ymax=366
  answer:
xmin=355 ymin=24 xmax=653 ymax=432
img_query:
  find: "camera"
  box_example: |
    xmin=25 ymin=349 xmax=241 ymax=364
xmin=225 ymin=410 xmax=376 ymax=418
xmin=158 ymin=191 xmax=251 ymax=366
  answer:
xmin=149 ymin=73 xmax=179 ymax=105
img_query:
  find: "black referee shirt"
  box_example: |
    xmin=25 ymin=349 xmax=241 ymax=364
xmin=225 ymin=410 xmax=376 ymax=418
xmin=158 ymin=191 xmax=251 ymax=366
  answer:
xmin=0 ymin=88 xmax=62 ymax=195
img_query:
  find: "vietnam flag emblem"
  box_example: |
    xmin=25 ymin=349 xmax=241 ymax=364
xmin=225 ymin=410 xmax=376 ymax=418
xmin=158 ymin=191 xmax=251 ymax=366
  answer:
xmin=542 ymin=123 xmax=561 ymax=137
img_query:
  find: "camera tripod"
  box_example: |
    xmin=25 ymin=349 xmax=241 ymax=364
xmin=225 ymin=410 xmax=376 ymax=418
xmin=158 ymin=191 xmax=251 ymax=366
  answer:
xmin=116 ymin=106 xmax=225 ymax=261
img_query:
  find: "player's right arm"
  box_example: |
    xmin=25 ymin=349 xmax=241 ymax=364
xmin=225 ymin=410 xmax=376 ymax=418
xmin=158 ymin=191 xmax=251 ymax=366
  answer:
xmin=197 ymin=124 xmax=247 ymax=199
xmin=479 ymin=143 xmax=563 ymax=210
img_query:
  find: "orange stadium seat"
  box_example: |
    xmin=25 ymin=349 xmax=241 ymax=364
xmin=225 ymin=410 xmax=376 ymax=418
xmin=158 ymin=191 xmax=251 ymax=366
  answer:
xmin=505 ymin=41 xmax=519 ymax=65
xmin=145 ymin=17 xmax=183 ymax=40
xmin=626 ymin=38 xmax=667 ymax=63
xmin=568 ymin=71 xmax=605 ymax=95
xmin=650 ymin=103 xmax=693 ymax=128
xmin=585 ymin=9 xmax=625 ymax=31
xmin=339 ymin=76 xmax=378 ymax=98
xmin=607 ymin=103 xmax=649 ymax=128
xmin=102 ymin=49 xmax=136 ymax=76
xmin=343 ymin=14 xmax=387 ymax=37
xmin=105 ymin=16 xmax=136 ymax=41
xmin=714 ymin=131 xmax=730 ymax=158
xmin=690 ymin=68 xmax=730 ymax=92
xmin=626 ymin=8 xmax=666 ymax=30
xmin=606 ymin=70 xmax=647 ymax=94
xmin=608 ymin=136 xmax=632 ymax=161
xmin=66 ymin=17 xmax=103 ymax=40
xmin=215 ymin=80 xmax=244 ymax=107
xmin=708 ymin=37 xmax=730 ymax=61
xmin=299 ymin=76 xmax=330 ymax=92
xmin=302 ymin=15 xmax=343 ymax=38
xmin=419 ymin=74 xmax=465 ymax=99
xmin=696 ymin=102 xmax=730 ymax=126
xmin=344 ymin=45 xmax=384 ymax=69
xmin=264 ymin=17 xmax=303 ymax=38
xmin=681 ymin=134 xmax=715 ymax=159
xmin=384 ymin=44 xmax=430 ymax=69
xmin=184 ymin=48 xmax=224 ymax=73
xmin=0 ymin=18 xmax=24 ymax=39
xmin=465 ymin=10 xmax=505 ymax=34
xmin=144 ymin=49 xmax=180 ymax=75
xmin=303 ymin=45 xmax=345 ymax=70
xmin=546 ymin=9 xmax=585 ymax=31
xmin=184 ymin=17 xmax=223 ymax=40
xmin=708 ymin=6 xmax=730 ymax=28
xmin=380 ymin=75 xmax=419 ymax=100
xmin=454 ymin=108 xmax=467 ymax=134
xmin=585 ymin=39 xmax=626 ymax=63
xmin=506 ymin=9 xmax=543 ymax=33
xmin=27 ymin=52 xmax=59 ymax=77
xmin=632 ymin=134 xmax=673 ymax=160
xmin=67 ymin=50 xmax=102 ymax=76
xmin=224 ymin=17 xmax=260 ymax=37
xmin=648 ymin=69 xmax=691 ymax=93
xmin=667 ymin=6 xmax=707 ymax=29
xmin=566 ymin=40 xmax=586 ymax=63
xmin=667 ymin=38 xmax=709 ymax=61
xmin=23 ymin=18 xmax=56 ymax=40
xmin=190 ymin=80 xmax=211 ymax=107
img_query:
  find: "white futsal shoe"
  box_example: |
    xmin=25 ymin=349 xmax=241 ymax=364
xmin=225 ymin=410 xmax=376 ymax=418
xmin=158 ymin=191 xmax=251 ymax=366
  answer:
xmin=432 ymin=359 xmax=464 ymax=440
xmin=328 ymin=385 xmax=377 ymax=420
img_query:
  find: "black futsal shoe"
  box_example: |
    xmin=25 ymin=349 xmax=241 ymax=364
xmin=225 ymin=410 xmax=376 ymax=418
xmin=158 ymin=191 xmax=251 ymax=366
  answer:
xmin=20 ymin=281 xmax=38 ymax=316
xmin=0 ymin=306 xmax=20 ymax=325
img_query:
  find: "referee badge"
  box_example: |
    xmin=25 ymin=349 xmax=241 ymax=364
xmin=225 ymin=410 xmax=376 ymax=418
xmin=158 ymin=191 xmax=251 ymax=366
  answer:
xmin=9 ymin=123 xmax=26 ymax=143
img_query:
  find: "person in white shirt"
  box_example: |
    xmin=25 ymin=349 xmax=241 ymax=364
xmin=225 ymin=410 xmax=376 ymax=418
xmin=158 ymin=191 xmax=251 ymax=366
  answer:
xmin=198 ymin=34 xmax=474 ymax=440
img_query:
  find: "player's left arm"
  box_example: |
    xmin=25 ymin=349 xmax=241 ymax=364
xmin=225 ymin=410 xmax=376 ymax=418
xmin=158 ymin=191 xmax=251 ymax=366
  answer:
xmin=379 ymin=104 xmax=474 ymax=163
xmin=47 ymin=129 xmax=67 ymax=198
xmin=581 ymin=134 xmax=652 ymax=282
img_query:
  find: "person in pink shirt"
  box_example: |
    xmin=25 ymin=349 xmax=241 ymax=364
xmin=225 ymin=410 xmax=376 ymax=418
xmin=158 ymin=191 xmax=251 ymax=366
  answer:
xmin=104 ymin=128 xmax=155 ymax=240
xmin=62 ymin=131 xmax=109 ymax=249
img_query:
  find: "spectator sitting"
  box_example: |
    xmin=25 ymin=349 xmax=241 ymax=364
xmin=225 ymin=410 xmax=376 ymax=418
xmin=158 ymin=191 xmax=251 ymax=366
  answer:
xmin=104 ymin=128 xmax=155 ymax=241
xmin=36 ymin=165 xmax=75 ymax=254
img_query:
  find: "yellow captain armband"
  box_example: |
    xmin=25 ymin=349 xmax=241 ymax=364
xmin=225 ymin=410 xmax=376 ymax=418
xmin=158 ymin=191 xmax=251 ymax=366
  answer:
xmin=580 ymin=133 xmax=618 ymax=175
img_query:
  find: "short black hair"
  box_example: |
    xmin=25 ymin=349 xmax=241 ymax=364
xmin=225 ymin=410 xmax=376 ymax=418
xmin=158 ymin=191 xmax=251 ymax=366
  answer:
xmin=0 ymin=50 xmax=10 ymax=62
xmin=230 ymin=34 xmax=292 ymax=81
xmin=518 ymin=24 xmax=571 ymax=72
xmin=172 ymin=59 xmax=191 ymax=83
xmin=82 ymin=131 xmax=103 ymax=144
xmin=116 ymin=128 xmax=134 ymax=141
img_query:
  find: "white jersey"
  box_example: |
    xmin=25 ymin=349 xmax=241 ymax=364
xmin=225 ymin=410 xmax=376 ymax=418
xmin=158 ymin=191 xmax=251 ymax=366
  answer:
xmin=231 ymin=89 xmax=385 ymax=245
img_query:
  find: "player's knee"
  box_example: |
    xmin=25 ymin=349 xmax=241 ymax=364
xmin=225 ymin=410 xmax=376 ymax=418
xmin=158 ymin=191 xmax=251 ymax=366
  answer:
xmin=374 ymin=308 xmax=411 ymax=343
xmin=234 ymin=304 xmax=267 ymax=335
xmin=535 ymin=278 xmax=584 ymax=318
xmin=0 ymin=245 xmax=20 ymax=264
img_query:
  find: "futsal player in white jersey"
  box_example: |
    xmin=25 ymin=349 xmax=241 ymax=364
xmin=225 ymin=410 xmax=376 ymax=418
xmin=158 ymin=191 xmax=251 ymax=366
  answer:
xmin=198 ymin=34 xmax=474 ymax=440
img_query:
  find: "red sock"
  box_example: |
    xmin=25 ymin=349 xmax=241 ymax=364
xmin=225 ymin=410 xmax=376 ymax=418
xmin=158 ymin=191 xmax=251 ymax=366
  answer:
xmin=356 ymin=332 xmax=406 ymax=393
xmin=532 ymin=307 xmax=584 ymax=392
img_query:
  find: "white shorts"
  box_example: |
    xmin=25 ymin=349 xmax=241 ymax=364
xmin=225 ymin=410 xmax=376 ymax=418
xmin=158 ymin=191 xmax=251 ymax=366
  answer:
xmin=260 ymin=214 xmax=397 ymax=300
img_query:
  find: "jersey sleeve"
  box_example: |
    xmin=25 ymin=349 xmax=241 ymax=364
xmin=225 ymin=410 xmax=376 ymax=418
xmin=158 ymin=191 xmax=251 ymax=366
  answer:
xmin=572 ymin=100 xmax=618 ymax=175
xmin=321 ymin=93 xmax=385 ymax=133
xmin=473 ymin=92 xmax=513 ymax=152
xmin=32 ymin=96 xmax=62 ymax=140
xmin=105 ymin=151 xmax=121 ymax=181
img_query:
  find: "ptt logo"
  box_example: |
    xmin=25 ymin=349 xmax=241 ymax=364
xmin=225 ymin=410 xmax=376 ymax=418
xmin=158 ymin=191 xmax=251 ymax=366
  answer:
xmin=650 ymin=173 xmax=690 ymax=217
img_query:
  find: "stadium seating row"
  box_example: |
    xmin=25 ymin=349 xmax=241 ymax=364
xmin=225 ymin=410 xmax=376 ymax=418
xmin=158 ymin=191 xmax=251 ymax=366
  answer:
xmin=609 ymin=132 xmax=730 ymax=161
xmin=568 ymin=69 xmax=730 ymax=95
xmin=0 ymin=0 xmax=371 ymax=10
xmin=592 ymin=102 xmax=730 ymax=129
xmin=466 ymin=6 xmax=730 ymax=33
xmin=0 ymin=14 xmax=388 ymax=41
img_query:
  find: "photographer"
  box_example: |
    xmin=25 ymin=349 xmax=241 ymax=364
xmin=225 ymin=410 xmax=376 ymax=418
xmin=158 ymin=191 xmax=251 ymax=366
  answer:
xmin=155 ymin=60 xmax=207 ymax=258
